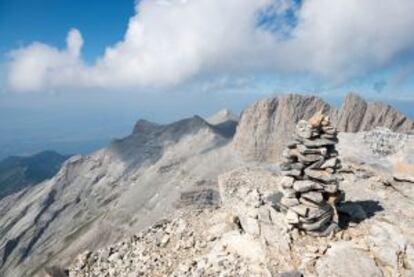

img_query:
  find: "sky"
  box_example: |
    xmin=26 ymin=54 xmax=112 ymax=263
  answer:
xmin=0 ymin=0 xmax=413 ymax=158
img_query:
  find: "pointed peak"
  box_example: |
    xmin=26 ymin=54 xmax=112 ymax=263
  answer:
xmin=207 ymin=109 xmax=239 ymax=125
xmin=133 ymin=119 xmax=160 ymax=134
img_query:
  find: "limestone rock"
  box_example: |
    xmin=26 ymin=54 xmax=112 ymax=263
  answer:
xmin=233 ymin=93 xmax=413 ymax=163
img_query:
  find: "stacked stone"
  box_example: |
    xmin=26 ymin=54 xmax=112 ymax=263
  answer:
xmin=279 ymin=111 xmax=344 ymax=236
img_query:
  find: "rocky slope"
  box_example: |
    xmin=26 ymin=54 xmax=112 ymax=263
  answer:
xmin=0 ymin=114 xmax=243 ymax=277
xmin=67 ymin=163 xmax=414 ymax=277
xmin=1 ymin=93 xmax=413 ymax=277
xmin=66 ymin=114 xmax=414 ymax=277
xmin=0 ymin=151 xmax=69 ymax=200
xmin=233 ymin=93 xmax=414 ymax=163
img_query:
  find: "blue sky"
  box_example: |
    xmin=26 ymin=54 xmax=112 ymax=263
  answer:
xmin=0 ymin=0 xmax=413 ymax=158
xmin=0 ymin=0 xmax=134 ymax=63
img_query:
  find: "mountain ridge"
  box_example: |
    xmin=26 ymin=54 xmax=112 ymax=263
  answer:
xmin=233 ymin=93 xmax=414 ymax=163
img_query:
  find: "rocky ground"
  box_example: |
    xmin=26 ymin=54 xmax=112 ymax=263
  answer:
xmin=66 ymin=161 xmax=414 ymax=277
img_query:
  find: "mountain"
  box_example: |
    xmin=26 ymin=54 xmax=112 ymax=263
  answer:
xmin=0 ymin=115 xmax=243 ymax=276
xmin=233 ymin=93 xmax=414 ymax=163
xmin=1 ymin=93 xmax=413 ymax=276
xmin=0 ymin=151 xmax=69 ymax=200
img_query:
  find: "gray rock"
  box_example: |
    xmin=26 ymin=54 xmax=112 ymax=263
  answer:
xmin=233 ymin=93 xmax=414 ymax=163
xmin=321 ymin=158 xmax=338 ymax=169
xmin=281 ymin=197 xmax=300 ymax=207
xmin=316 ymin=241 xmax=383 ymax=277
xmin=293 ymin=180 xmax=323 ymax=192
xmin=296 ymin=144 xmax=327 ymax=156
xmin=301 ymin=191 xmax=324 ymax=204
xmin=296 ymin=120 xmax=313 ymax=139
xmin=302 ymin=138 xmax=337 ymax=148
xmin=290 ymin=205 xmax=308 ymax=217
xmin=304 ymin=168 xmax=338 ymax=183
xmin=286 ymin=210 xmax=300 ymax=224
xmin=281 ymin=169 xmax=302 ymax=177
xmin=297 ymin=153 xmax=324 ymax=164
xmin=300 ymin=212 xmax=331 ymax=231
xmin=280 ymin=176 xmax=295 ymax=188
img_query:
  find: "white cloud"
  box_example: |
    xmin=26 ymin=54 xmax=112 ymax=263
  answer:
xmin=6 ymin=0 xmax=414 ymax=92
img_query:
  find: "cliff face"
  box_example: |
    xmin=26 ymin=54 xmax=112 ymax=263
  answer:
xmin=337 ymin=93 xmax=414 ymax=133
xmin=233 ymin=93 xmax=414 ymax=163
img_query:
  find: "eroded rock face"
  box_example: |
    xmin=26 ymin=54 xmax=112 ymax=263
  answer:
xmin=279 ymin=112 xmax=344 ymax=236
xmin=233 ymin=93 xmax=414 ymax=163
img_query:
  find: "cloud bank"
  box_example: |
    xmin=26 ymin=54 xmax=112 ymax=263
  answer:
xmin=7 ymin=0 xmax=414 ymax=92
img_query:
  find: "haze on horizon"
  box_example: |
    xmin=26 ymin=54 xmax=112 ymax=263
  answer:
xmin=0 ymin=0 xmax=413 ymax=158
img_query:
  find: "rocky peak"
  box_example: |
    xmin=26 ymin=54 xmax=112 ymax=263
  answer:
xmin=337 ymin=93 xmax=414 ymax=132
xmin=233 ymin=93 xmax=414 ymax=163
xmin=132 ymin=119 xmax=160 ymax=134
xmin=232 ymin=94 xmax=333 ymax=163
xmin=207 ymin=109 xmax=239 ymax=125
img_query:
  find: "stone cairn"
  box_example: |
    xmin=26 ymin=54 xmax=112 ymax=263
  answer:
xmin=279 ymin=111 xmax=344 ymax=236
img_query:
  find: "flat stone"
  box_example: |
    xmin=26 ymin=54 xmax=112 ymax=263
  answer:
xmin=280 ymin=176 xmax=295 ymax=188
xmin=297 ymin=153 xmax=324 ymax=164
xmin=286 ymin=210 xmax=300 ymax=224
xmin=281 ymin=169 xmax=302 ymax=177
xmin=321 ymin=133 xmax=337 ymax=140
xmin=321 ymin=158 xmax=338 ymax=169
xmin=316 ymin=242 xmax=383 ymax=277
xmin=290 ymin=204 xmax=308 ymax=217
xmin=307 ymin=205 xmax=332 ymax=220
xmin=299 ymin=197 xmax=325 ymax=208
xmin=281 ymin=197 xmax=300 ymax=207
xmin=293 ymin=180 xmax=323 ymax=192
xmin=296 ymin=144 xmax=327 ymax=156
xmin=307 ymin=159 xmax=326 ymax=169
xmin=302 ymin=138 xmax=337 ymax=148
xmin=301 ymin=191 xmax=324 ymax=204
xmin=304 ymin=168 xmax=337 ymax=183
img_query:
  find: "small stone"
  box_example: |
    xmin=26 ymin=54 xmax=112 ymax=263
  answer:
xmin=301 ymin=212 xmax=332 ymax=231
xmin=304 ymin=168 xmax=338 ymax=183
xmin=301 ymin=191 xmax=324 ymax=204
xmin=159 ymin=235 xmax=170 ymax=247
xmin=321 ymin=158 xmax=338 ymax=169
xmin=280 ymin=176 xmax=295 ymax=188
xmin=286 ymin=210 xmax=300 ymax=224
xmin=296 ymin=120 xmax=313 ymax=139
xmin=308 ymin=111 xmax=325 ymax=127
xmin=290 ymin=205 xmax=308 ymax=217
xmin=296 ymin=144 xmax=327 ymax=156
xmin=281 ymin=197 xmax=300 ymax=207
xmin=302 ymin=138 xmax=336 ymax=148
xmin=281 ymin=169 xmax=302 ymax=177
xmin=293 ymin=180 xmax=323 ymax=192
xmin=297 ymin=153 xmax=324 ymax=164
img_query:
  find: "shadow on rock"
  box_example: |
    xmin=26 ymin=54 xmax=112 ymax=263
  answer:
xmin=338 ymin=200 xmax=384 ymax=229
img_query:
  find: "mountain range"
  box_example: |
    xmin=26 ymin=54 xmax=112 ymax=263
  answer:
xmin=0 ymin=151 xmax=69 ymax=200
xmin=0 ymin=93 xmax=413 ymax=276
